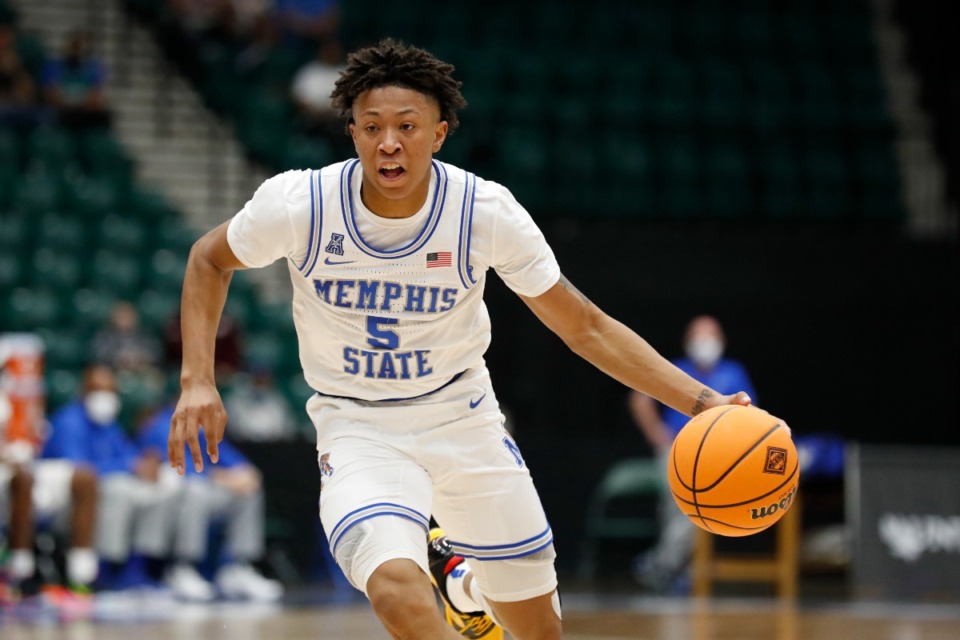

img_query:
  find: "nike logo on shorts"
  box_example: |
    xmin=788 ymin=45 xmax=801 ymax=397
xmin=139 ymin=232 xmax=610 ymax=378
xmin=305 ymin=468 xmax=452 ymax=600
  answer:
xmin=469 ymin=393 xmax=486 ymax=409
xmin=324 ymin=257 xmax=355 ymax=265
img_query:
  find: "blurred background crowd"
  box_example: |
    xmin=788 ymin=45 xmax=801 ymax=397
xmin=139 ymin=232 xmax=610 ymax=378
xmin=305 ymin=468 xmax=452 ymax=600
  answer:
xmin=1 ymin=0 xmax=957 ymax=616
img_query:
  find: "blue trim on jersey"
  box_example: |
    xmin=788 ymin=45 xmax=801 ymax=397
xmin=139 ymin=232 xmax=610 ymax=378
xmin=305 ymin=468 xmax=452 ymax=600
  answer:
xmin=456 ymin=170 xmax=478 ymax=289
xmin=296 ymin=170 xmax=318 ymax=272
xmin=304 ymin=170 xmax=324 ymax=277
xmin=329 ymin=502 xmax=430 ymax=552
xmin=339 ymin=159 xmax=448 ymax=259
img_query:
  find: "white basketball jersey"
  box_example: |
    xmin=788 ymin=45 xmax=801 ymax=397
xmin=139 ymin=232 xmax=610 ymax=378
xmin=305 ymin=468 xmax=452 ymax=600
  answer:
xmin=227 ymin=159 xmax=560 ymax=401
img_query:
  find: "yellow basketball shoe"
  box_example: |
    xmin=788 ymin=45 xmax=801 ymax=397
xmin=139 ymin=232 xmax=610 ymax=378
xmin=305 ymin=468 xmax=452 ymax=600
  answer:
xmin=427 ymin=528 xmax=503 ymax=639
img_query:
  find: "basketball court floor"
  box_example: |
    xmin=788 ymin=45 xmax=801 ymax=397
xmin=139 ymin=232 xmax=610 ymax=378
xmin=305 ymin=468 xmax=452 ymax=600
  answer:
xmin=2 ymin=589 xmax=959 ymax=639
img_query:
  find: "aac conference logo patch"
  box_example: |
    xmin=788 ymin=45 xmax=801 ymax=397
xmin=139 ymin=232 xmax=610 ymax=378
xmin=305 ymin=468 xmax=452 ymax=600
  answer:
xmin=764 ymin=446 xmax=788 ymax=475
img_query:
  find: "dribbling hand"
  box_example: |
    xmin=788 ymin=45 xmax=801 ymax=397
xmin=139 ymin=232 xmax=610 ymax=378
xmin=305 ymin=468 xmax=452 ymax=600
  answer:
xmin=168 ymin=382 xmax=227 ymax=475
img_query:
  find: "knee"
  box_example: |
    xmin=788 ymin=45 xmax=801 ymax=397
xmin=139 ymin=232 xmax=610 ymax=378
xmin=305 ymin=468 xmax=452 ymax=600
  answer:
xmin=366 ymin=560 xmax=439 ymax=638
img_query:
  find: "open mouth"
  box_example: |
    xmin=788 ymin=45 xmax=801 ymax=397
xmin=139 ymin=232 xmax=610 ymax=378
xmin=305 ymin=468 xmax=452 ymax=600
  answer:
xmin=379 ymin=163 xmax=405 ymax=180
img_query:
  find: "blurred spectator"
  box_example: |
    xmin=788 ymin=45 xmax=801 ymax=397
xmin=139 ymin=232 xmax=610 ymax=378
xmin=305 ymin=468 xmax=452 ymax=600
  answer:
xmin=163 ymin=308 xmax=243 ymax=380
xmin=628 ymin=315 xmax=757 ymax=594
xmin=273 ymin=0 xmax=339 ymax=50
xmin=92 ymin=301 xmax=163 ymax=375
xmin=139 ymin=402 xmax=283 ymax=602
xmin=0 ymin=24 xmax=45 ymax=127
xmin=42 ymin=365 xmax=179 ymax=589
xmin=291 ymin=37 xmax=344 ymax=138
xmin=41 ymin=30 xmax=111 ymax=130
xmin=224 ymin=364 xmax=299 ymax=442
xmin=1 ymin=388 xmax=99 ymax=595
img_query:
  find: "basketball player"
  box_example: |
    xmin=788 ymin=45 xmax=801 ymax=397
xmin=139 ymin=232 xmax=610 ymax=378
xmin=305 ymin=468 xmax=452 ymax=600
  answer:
xmin=168 ymin=39 xmax=755 ymax=639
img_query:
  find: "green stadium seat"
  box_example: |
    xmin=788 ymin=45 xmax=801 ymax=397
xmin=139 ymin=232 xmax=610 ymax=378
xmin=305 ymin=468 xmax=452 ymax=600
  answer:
xmin=282 ymin=136 xmax=335 ymax=171
xmin=0 ymin=128 xmax=21 ymax=169
xmin=0 ymin=252 xmax=21 ymax=290
xmin=4 ymin=287 xmax=62 ymax=331
xmin=96 ymin=214 xmax=150 ymax=253
xmin=67 ymin=173 xmax=125 ymax=219
xmin=156 ymin=224 xmax=198 ymax=255
xmin=46 ymin=369 xmax=81 ymax=413
xmin=37 ymin=213 xmax=86 ymax=250
xmin=91 ymin=250 xmax=142 ymax=295
xmin=699 ymin=61 xmax=746 ymax=129
xmin=497 ymin=129 xmax=549 ymax=212
xmin=13 ymin=171 xmax=64 ymax=214
xmin=245 ymin=332 xmax=285 ymax=371
xmin=69 ymin=287 xmax=118 ymax=333
xmin=30 ymin=246 xmax=84 ymax=290
xmin=79 ymin=130 xmax=134 ymax=183
xmin=648 ymin=57 xmax=696 ymax=126
xmin=37 ymin=327 xmax=88 ymax=370
xmin=747 ymin=62 xmax=793 ymax=133
xmin=127 ymin=187 xmax=175 ymax=222
xmin=137 ymin=288 xmax=179 ymax=332
xmin=704 ymin=144 xmax=751 ymax=217
xmin=146 ymin=248 xmax=188 ymax=292
xmin=116 ymin=369 xmax=166 ymax=428
xmin=0 ymin=214 xmax=30 ymax=256
xmin=26 ymin=127 xmax=78 ymax=170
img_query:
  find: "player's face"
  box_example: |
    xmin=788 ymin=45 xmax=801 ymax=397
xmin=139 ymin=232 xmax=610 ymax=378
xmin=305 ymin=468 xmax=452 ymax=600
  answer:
xmin=349 ymin=85 xmax=448 ymax=218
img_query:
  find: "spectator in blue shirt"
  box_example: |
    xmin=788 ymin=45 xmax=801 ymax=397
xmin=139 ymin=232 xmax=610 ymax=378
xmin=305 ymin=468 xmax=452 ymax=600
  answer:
xmin=41 ymin=30 xmax=111 ymax=129
xmin=139 ymin=403 xmax=282 ymax=602
xmin=43 ymin=365 xmax=178 ymax=586
xmin=629 ymin=315 xmax=757 ymax=593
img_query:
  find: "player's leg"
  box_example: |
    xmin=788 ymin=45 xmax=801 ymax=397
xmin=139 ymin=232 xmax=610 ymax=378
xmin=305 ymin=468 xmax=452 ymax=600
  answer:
xmin=5 ymin=464 xmax=37 ymax=583
xmin=366 ymin=557 xmax=463 ymax=640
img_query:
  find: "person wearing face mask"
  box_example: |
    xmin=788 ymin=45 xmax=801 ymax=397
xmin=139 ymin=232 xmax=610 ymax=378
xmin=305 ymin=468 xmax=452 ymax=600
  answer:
xmin=628 ymin=315 xmax=757 ymax=594
xmin=41 ymin=365 xmax=180 ymax=589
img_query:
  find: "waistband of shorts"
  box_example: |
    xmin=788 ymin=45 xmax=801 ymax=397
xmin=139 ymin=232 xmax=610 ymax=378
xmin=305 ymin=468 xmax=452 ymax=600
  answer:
xmin=313 ymin=370 xmax=466 ymax=404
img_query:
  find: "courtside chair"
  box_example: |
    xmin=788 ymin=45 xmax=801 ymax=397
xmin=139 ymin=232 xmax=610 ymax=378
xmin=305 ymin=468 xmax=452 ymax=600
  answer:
xmin=578 ymin=457 xmax=662 ymax=580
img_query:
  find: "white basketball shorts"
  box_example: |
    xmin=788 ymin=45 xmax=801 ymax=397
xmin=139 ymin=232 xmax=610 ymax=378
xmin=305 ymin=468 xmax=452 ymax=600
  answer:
xmin=308 ymin=366 xmax=557 ymax=602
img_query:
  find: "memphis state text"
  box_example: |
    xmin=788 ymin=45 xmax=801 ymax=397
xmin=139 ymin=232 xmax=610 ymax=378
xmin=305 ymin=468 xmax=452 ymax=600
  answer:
xmin=313 ymin=277 xmax=459 ymax=380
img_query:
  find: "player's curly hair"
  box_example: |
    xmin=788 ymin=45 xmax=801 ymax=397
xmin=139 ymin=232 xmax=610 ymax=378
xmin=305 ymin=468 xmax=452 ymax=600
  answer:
xmin=331 ymin=38 xmax=467 ymax=134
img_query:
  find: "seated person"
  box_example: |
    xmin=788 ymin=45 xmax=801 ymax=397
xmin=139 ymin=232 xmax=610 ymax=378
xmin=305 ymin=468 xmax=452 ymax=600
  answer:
xmin=41 ymin=30 xmax=111 ymax=129
xmin=1 ymin=369 xmax=98 ymax=596
xmin=139 ymin=401 xmax=283 ymax=602
xmin=43 ymin=365 xmax=178 ymax=589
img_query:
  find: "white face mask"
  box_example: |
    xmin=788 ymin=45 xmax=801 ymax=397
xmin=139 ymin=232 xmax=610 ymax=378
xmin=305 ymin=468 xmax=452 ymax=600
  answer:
xmin=685 ymin=337 xmax=724 ymax=370
xmin=84 ymin=390 xmax=121 ymax=426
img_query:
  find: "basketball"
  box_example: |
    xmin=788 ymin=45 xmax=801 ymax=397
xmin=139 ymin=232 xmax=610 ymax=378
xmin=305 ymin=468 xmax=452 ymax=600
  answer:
xmin=668 ymin=404 xmax=798 ymax=537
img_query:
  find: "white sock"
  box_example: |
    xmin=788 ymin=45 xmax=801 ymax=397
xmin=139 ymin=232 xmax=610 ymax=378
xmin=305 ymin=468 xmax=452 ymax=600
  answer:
xmin=67 ymin=548 xmax=99 ymax=585
xmin=445 ymin=559 xmax=483 ymax=613
xmin=9 ymin=549 xmax=35 ymax=580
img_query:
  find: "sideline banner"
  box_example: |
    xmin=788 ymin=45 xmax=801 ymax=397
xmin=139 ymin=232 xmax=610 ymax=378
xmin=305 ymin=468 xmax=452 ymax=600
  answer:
xmin=849 ymin=444 xmax=960 ymax=601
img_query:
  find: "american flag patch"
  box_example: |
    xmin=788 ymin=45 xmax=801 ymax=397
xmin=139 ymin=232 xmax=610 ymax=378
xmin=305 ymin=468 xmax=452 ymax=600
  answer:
xmin=426 ymin=251 xmax=452 ymax=268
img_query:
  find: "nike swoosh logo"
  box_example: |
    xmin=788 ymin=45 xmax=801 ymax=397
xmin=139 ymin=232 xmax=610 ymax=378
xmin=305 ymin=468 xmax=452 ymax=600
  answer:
xmin=324 ymin=257 xmax=355 ymax=265
xmin=469 ymin=393 xmax=486 ymax=409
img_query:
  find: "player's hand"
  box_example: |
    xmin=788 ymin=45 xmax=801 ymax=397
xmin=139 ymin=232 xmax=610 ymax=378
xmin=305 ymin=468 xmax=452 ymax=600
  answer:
xmin=717 ymin=392 xmax=793 ymax=438
xmin=168 ymin=382 xmax=227 ymax=475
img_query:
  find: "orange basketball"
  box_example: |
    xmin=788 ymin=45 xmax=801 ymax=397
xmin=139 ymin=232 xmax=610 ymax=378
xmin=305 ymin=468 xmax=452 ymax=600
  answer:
xmin=668 ymin=404 xmax=798 ymax=537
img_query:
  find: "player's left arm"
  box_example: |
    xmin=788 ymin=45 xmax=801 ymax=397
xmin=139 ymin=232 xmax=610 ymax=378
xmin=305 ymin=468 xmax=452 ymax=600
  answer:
xmin=520 ymin=275 xmax=751 ymax=417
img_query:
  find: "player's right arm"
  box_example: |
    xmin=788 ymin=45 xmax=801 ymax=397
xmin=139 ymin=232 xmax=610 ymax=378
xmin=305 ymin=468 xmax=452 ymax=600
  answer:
xmin=168 ymin=222 xmax=246 ymax=475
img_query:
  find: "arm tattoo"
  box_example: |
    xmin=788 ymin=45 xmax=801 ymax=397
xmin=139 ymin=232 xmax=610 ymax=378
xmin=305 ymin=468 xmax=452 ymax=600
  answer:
xmin=559 ymin=275 xmax=592 ymax=305
xmin=691 ymin=388 xmax=714 ymax=415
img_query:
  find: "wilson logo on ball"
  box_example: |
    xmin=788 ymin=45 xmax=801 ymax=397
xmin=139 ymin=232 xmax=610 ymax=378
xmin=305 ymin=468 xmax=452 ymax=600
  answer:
xmin=764 ymin=446 xmax=788 ymax=475
xmin=750 ymin=486 xmax=797 ymax=521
